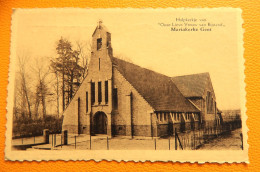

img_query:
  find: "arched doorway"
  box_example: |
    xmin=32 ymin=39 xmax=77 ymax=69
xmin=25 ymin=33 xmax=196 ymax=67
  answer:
xmin=93 ymin=111 xmax=107 ymax=134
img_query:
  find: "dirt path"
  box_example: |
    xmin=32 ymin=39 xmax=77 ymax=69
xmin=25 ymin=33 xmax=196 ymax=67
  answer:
xmin=198 ymin=128 xmax=243 ymax=150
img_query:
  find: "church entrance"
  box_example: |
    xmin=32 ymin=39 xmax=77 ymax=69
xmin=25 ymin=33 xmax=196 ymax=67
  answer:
xmin=93 ymin=111 xmax=107 ymax=134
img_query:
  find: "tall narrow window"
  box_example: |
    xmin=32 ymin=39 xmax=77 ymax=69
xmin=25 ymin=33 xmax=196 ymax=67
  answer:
xmin=86 ymin=92 xmax=88 ymax=112
xmin=97 ymin=38 xmax=102 ymax=50
xmin=105 ymin=81 xmax=108 ymax=103
xmin=206 ymin=91 xmax=210 ymax=112
xmin=113 ymin=88 xmax=118 ymax=109
xmin=211 ymin=98 xmax=214 ymax=112
xmin=99 ymin=58 xmax=100 ymax=71
xmin=91 ymin=82 xmax=95 ymax=105
xmin=98 ymin=82 xmax=102 ymax=104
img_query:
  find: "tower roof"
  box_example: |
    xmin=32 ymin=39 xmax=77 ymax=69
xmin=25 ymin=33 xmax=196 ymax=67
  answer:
xmin=92 ymin=20 xmax=110 ymax=36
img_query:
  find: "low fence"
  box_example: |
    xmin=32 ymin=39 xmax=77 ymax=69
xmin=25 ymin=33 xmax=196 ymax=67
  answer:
xmin=12 ymin=119 xmax=242 ymax=150
xmin=175 ymin=119 xmax=242 ymax=150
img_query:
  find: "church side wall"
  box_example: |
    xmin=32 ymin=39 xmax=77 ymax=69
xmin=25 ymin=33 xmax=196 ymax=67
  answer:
xmin=62 ymin=76 xmax=90 ymax=134
xmin=113 ymin=68 xmax=154 ymax=137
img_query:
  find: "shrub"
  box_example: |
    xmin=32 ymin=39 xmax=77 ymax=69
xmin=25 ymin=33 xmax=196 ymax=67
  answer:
xmin=12 ymin=115 xmax=63 ymax=138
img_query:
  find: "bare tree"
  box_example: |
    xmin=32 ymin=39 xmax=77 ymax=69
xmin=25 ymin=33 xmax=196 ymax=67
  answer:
xmin=17 ymin=55 xmax=32 ymax=119
xmin=55 ymin=70 xmax=60 ymax=117
xmin=32 ymin=57 xmax=52 ymax=121
xmin=75 ymin=40 xmax=92 ymax=80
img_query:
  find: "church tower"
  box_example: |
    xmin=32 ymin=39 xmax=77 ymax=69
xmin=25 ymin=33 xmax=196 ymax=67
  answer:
xmin=62 ymin=21 xmax=114 ymax=136
xmin=86 ymin=20 xmax=113 ymax=137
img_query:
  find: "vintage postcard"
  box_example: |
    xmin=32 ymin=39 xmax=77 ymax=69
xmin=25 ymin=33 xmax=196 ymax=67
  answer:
xmin=5 ymin=8 xmax=248 ymax=163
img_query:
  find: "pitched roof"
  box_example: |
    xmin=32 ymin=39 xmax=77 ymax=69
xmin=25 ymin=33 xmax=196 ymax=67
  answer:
xmin=112 ymin=57 xmax=200 ymax=112
xmin=92 ymin=22 xmax=110 ymax=36
xmin=171 ymin=73 xmax=210 ymax=98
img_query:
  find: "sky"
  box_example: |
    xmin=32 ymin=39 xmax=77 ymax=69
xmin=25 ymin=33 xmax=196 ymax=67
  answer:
xmin=12 ymin=8 xmax=244 ymax=110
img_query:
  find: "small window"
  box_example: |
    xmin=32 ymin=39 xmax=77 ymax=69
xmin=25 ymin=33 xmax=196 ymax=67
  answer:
xmin=174 ymin=113 xmax=176 ymax=120
xmin=91 ymin=82 xmax=95 ymax=105
xmin=177 ymin=114 xmax=180 ymax=120
xmin=97 ymin=38 xmax=102 ymax=50
xmin=113 ymin=88 xmax=118 ymax=109
xmin=98 ymin=82 xmax=102 ymax=103
xmin=105 ymin=81 xmax=108 ymax=103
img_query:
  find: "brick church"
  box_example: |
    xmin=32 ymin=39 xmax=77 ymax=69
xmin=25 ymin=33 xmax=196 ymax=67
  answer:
xmin=62 ymin=21 xmax=221 ymax=138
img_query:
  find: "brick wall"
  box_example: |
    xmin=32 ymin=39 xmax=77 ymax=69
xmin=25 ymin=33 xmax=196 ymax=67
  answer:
xmin=157 ymin=124 xmax=169 ymax=137
xmin=113 ymin=68 xmax=154 ymax=137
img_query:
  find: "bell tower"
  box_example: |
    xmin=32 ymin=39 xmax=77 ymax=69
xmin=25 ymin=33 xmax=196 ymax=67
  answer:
xmin=87 ymin=20 xmax=113 ymax=79
xmin=91 ymin=20 xmax=113 ymax=57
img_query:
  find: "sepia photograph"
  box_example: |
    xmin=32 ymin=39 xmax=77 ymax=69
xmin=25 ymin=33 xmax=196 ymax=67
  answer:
xmin=5 ymin=8 xmax=247 ymax=162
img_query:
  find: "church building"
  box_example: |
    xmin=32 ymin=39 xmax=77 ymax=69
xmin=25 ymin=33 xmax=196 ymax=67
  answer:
xmin=62 ymin=22 xmax=220 ymax=138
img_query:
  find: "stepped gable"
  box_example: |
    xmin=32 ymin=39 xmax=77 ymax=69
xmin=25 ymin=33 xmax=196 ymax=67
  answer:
xmin=171 ymin=72 xmax=210 ymax=98
xmin=112 ymin=57 xmax=200 ymax=112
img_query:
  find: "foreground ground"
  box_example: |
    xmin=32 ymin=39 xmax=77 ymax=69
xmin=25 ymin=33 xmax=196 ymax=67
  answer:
xmin=12 ymin=128 xmax=243 ymax=151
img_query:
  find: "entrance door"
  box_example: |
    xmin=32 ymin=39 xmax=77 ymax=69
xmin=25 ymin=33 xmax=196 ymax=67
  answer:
xmin=94 ymin=112 xmax=107 ymax=134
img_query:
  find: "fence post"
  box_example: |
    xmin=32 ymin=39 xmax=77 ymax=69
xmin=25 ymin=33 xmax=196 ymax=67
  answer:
xmin=107 ymin=136 xmax=109 ymax=150
xmin=194 ymin=130 xmax=196 ymax=150
xmin=52 ymin=134 xmax=53 ymax=147
xmin=43 ymin=129 xmax=50 ymax=144
xmin=61 ymin=134 xmax=62 ymax=148
xmin=34 ymin=136 xmax=35 ymax=144
xmin=175 ymin=128 xmax=177 ymax=150
xmin=154 ymin=139 xmax=156 ymax=150
xmin=75 ymin=136 xmax=76 ymax=149
xmin=22 ymin=137 xmax=23 ymax=145
xmin=169 ymin=137 xmax=170 ymax=150
xmin=90 ymin=135 xmax=91 ymax=150
xmin=62 ymin=130 xmax=68 ymax=145
xmin=54 ymin=134 xmax=56 ymax=146
xmin=240 ymin=133 xmax=243 ymax=150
